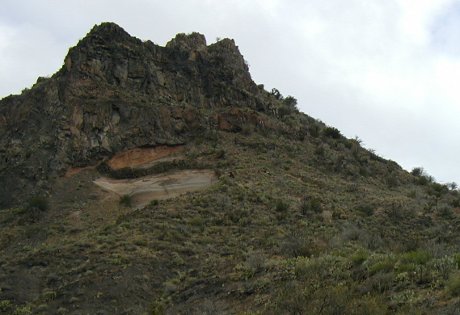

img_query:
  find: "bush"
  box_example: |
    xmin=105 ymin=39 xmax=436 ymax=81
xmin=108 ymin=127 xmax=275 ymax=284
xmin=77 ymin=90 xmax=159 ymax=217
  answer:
xmin=439 ymin=206 xmax=454 ymax=219
xmin=283 ymin=96 xmax=298 ymax=111
xmin=27 ymin=195 xmax=49 ymax=211
xmin=447 ymin=273 xmax=460 ymax=296
xmin=369 ymin=258 xmax=395 ymax=275
xmin=300 ymin=196 xmax=322 ymax=215
xmin=430 ymin=182 xmax=449 ymax=198
xmin=278 ymin=105 xmax=294 ymax=118
xmin=282 ymin=232 xmax=313 ymax=257
xmin=401 ymin=250 xmax=431 ymax=265
xmin=416 ymin=175 xmax=433 ymax=185
xmin=411 ymin=167 xmax=424 ymax=177
xmin=275 ymin=199 xmax=289 ymax=213
xmin=241 ymin=124 xmax=253 ymax=135
xmin=455 ymin=254 xmax=460 ymax=269
xmin=351 ymin=249 xmax=368 ymax=266
xmin=309 ymin=125 xmax=320 ymax=138
xmin=0 ymin=300 xmax=12 ymax=313
xmin=363 ymin=272 xmax=394 ymax=293
xmin=385 ymin=175 xmax=399 ymax=188
xmin=356 ymin=204 xmax=374 ymax=216
xmin=21 ymin=195 xmax=49 ymax=222
xmin=12 ymin=305 xmax=32 ymax=315
xmin=450 ymin=198 xmax=460 ymax=207
xmin=119 ymin=194 xmax=132 ymax=207
xmin=323 ymin=127 xmax=342 ymax=139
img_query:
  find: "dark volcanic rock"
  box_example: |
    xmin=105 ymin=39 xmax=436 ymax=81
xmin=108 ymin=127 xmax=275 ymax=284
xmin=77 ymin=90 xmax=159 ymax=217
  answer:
xmin=0 ymin=22 xmax=276 ymax=207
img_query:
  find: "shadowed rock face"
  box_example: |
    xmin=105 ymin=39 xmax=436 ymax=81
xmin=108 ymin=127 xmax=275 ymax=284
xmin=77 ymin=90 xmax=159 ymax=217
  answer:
xmin=0 ymin=22 xmax=276 ymax=207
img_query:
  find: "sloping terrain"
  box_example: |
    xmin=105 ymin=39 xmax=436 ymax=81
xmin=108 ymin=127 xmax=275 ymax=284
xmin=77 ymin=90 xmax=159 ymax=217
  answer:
xmin=0 ymin=23 xmax=459 ymax=315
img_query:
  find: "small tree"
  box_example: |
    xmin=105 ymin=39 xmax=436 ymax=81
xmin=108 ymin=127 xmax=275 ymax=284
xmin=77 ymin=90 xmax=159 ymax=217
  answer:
xmin=428 ymin=183 xmax=449 ymax=210
xmin=283 ymin=96 xmax=298 ymax=109
xmin=411 ymin=167 xmax=424 ymax=177
xmin=119 ymin=194 xmax=132 ymax=207
xmin=27 ymin=195 xmax=49 ymax=211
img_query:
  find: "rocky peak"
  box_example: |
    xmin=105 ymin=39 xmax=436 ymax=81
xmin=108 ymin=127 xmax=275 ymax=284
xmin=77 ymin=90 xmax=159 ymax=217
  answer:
xmin=60 ymin=22 xmax=257 ymax=103
xmin=87 ymin=22 xmax=132 ymax=40
xmin=166 ymin=32 xmax=207 ymax=51
xmin=0 ymin=22 xmax=273 ymax=208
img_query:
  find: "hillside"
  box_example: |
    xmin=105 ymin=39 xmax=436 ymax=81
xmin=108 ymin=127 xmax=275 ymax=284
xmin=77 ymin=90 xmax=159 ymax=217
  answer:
xmin=0 ymin=22 xmax=459 ymax=315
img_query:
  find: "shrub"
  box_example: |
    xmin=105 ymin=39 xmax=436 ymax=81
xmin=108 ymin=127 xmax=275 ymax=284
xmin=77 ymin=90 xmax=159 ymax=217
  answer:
xmin=363 ymin=272 xmax=394 ymax=293
xmin=241 ymin=124 xmax=253 ymax=135
xmin=411 ymin=167 xmax=424 ymax=177
xmin=309 ymin=125 xmax=320 ymax=138
xmin=439 ymin=206 xmax=454 ymax=219
xmin=431 ymin=256 xmax=457 ymax=280
xmin=21 ymin=195 xmax=49 ymax=222
xmin=27 ymin=195 xmax=49 ymax=211
xmin=416 ymin=175 xmax=433 ymax=185
xmin=215 ymin=149 xmax=226 ymax=159
xmin=323 ymin=126 xmax=342 ymax=139
xmin=0 ymin=300 xmax=12 ymax=313
xmin=447 ymin=273 xmax=460 ymax=296
xmin=281 ymin=232 xmax=313 ymax=257
xmin=401 ymin=250 xmax=431 ymax=265
xmin=450 ymin=198 xmax=460 ymax=207
xmin=314 ymin=145 xmax=325 ymax=157
xmin=430 ymin=182 xmax=449 ymax=198
xmin=351 ymin=249 xmax=368 ymax=266
xmin=369 ymin=258 xmax=395 ymax=275
xmin=12 ymin=305 xmax=32 ymax=315
xmin=455 ymin=254 xmax=460 ymax=268
xmin=300 ymin=196 xmax=322 ymax=215
xmin=244 ymin=251 xmax=266 ymax=277
xmin=275 ymin=199 xmax=289 ymax=213
xmin=283 ymin=96 xmax=298 ymax=108
xmin=119 ymin=194 xmax=132 ymax=207
xmin=356 ymin=204 xmax=374 ymax=216
xmin=385 ymin=175 xmax=399 ymax=188
xmin=278 ymin=105 xmax=294 ymax=118
xmin=341 ymin=223 xmax=363 ymax=242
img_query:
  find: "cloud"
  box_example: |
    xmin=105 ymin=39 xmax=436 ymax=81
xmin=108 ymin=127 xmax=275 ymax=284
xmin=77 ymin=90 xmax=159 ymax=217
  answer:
xmin=1 ymin=0 xmax=460 ymax=183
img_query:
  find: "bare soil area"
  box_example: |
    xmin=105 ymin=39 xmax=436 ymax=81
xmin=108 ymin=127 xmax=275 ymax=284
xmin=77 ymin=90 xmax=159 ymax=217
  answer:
xmin=93 ymin=169 xmax=217 ymax=208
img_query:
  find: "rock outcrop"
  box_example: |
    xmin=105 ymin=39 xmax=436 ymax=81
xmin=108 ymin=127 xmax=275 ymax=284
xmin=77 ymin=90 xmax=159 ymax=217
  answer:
xmin=0 ymin=22 xmax=279 ymax=207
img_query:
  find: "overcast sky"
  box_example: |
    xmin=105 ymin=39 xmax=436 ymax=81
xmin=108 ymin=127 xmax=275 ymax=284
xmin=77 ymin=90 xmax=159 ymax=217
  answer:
xmin=1 ymin=0 xmax=460 ymax=184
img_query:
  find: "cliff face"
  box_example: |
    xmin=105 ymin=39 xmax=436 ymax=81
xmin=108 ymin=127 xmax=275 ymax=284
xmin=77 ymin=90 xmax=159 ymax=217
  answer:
xmin=0 ymin=22 xmax=275 ymax=207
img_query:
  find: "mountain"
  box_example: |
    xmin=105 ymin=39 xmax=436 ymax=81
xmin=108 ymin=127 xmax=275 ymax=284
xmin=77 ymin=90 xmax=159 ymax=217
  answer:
xmin=0 ymin=22 xmax=459 ymax=314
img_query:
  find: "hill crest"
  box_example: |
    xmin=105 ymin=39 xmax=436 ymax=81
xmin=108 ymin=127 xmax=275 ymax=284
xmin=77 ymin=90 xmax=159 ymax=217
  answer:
xmin=1 ymin=23 xmax=460 ymax=315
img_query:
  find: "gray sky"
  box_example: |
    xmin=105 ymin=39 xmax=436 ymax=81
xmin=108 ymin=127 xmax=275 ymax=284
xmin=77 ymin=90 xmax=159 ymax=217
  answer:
xmin=1 ymin=0 xmax=460 ymax=184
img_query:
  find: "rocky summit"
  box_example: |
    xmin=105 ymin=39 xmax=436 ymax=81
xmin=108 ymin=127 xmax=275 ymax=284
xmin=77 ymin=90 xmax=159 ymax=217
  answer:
xmin=0 ymin=23 xmax=460 ymax=314
xmin=0 ymin=22 xmax=276 ymax=208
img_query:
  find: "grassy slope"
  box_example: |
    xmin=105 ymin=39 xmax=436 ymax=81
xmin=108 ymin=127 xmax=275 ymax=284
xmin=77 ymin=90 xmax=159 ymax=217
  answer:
xmin=1 ymin=109 xmax=460 ymax=315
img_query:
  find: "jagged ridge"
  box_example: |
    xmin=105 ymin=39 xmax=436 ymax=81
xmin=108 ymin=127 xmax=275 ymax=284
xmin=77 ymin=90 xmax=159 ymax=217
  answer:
xmin=0 ymin=22 xmax=292 ymax=207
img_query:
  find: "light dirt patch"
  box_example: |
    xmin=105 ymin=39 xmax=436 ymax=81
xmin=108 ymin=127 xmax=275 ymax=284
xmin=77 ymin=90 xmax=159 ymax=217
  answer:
xmin=93 ymin=169 xmax=217 ymax=208
xmin=107 ymin=146 xmax=184 ymax=170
